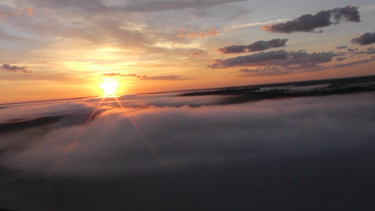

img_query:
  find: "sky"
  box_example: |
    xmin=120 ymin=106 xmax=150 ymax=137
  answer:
xmin=1 ymin=0 xmax=375 ymax=103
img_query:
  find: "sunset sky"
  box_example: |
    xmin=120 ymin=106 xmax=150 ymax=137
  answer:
xmin=1 ymin=0 xmax=375 ymax=103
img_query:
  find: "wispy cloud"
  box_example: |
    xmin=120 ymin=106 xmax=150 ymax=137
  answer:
xmin=120 ymin=0 xmax=248 ymax=12
xmin=101 ymin=73 xmax=191 ymax=81
xmin=0 ymin=7 xmax=33 ymax=19
xmin=224 ymin=18 xmax=290 ymax=32
xmin=140 ymin=75 xmax=191 ymax=81
xmin=177 ymin=28 xmax=218 ymax=38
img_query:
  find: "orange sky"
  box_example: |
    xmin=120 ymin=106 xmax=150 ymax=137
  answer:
xmin=0 ymin=0 xmax=375 ymax=103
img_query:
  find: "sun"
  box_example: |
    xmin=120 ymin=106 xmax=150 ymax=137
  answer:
xmin=100 ymin=79 xmax=119 ymax=97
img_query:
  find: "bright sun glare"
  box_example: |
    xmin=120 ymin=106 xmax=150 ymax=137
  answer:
xmin=100 ymin=80 xmax=119 ymax=97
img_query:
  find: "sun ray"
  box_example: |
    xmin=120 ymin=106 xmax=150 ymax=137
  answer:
xmin=49 ymin=80 xmax=165 ymax=177
xmin=113 ymin=97 xmax=163 ymax=163
xmin=48 ymin=97 xmax=106 ymax=177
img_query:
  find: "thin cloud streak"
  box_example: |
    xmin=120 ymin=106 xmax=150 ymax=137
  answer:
xmin=223 ymin=18 xmax=290 ymax=32
xmin=218 ymin=39 xmax=288 ymax=54
xmin=177 ymin=28 xmax=218 ymax=38
xmin=101 ymin=73 xmax=191 ymax=81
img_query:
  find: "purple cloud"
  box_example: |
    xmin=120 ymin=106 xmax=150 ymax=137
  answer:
xmin=352 ymin=32 xmax=375 ymax=46
xmin=1 ymin=64 xmax=30 ymax=73
xmin=218 ymin=39 xmax=288 ymax=54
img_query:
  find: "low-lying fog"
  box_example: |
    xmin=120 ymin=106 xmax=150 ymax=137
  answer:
xmin=1 ymin=92 xmax=375 ymax=210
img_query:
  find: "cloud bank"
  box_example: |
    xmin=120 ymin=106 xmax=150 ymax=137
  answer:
xmin=209 ymin=50 xmax=334 ymax=69
xmin=1 ymin=93 xmax=375 ymax=210
xmin=263 ymin=6 xmax=360 ymax=33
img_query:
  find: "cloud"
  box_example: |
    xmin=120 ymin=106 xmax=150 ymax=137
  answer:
xmin=209 ymin=50 xmax=288 ymax=68
xmin=209 ymin=50 xmax=334 ymax=69
xmin=120 ymin=0 xmax=248 ymax=12
xmin=238 ymin=47 xmax=375 ymax=77
xmin=190 ymin=50 xmax=205 ymax=56
xmin=224 ymin=18 xmax=290 ymax=32
xmin=101 ymin=73 xmax=191 ymax=81
xmin=29 ymin=0 xmax=248 ymax=16
xmin=102 ymin=73 xmax=138 ymax=77
xmin=213 ymin=43 xmax=375 ymax=77
xmin=336 ymin=57 xmax=346 ymax=61
xmin=218 ymin=39 xmax=288 ymax=54
xmin=177 ymin=28 xmax=218 ymax=38
xmin=263 ymin=6 xmax=360 ymax=33
xmin=344 ymin=47 xmax=375 ymax=56
xmin=1 ymin=93 xmax=375 ymax=210
xmin=352 ymin=32 xmax=375 ymax=45
xmin=328 ymin=58 xmax=375 ymax=69
xmin=239 ymin=66 xmax=288 ymax=76
xmin=140 ymin=75 xmax=191 ymax=80
xmin=0 ymin=7 xmax=33 ymax=19
xmin=1 ymin=64 xmax=30 ymax=73
xmin=336 ymin=46 xmax=347 ymax=49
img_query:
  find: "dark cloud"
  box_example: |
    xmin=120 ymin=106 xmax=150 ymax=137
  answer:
xmin=218 ymin=45 xmax=247 ymax=54
xmin=238 ymin=48 xmax=375 ymax=77
xmin=337 ymin=46 xmax=347 ymax=49
xmin=343 ymin=47 xmax=375 ymax=56
xmin=1 ymin=64 xmax=30 ymax=73
xmin=218 ymin=39 xmax=288 ymax=54
xmin=209 ymin=50 xmax=289 ymax=68
xmin=328 ymin=58 xmax=375 ymax=69
xmin=217 ymin=45 xmax=375 ymax=77
xmin=336 ymin=57 xmax=346 ymax=61
xmin=263 ymin=6 xmax=360 ymax=33
xmin=209 ymin=50 xmax=334 ymax=69
xmin=351 ymin=32 xmax=375 ymax=46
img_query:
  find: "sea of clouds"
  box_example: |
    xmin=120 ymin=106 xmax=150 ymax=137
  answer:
xmin=1 ymin=93 xmax=375 ymax=210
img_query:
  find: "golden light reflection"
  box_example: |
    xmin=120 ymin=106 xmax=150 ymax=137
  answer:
xmin=100 ymin=79 xmax=119 ymax=97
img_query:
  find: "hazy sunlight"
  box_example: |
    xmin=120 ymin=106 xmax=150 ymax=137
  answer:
xmin=100 ymin=79 xmax=119 ymax=97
